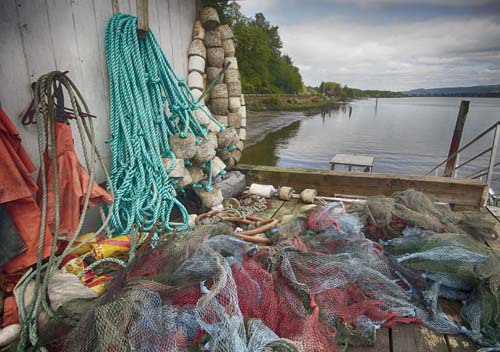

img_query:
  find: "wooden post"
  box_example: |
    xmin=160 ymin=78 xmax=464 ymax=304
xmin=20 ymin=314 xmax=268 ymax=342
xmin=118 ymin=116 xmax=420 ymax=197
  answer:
xmin=137 ymin=0 xmax=149 ymax=37
xmin=444 ymin=100 xmax=470 ymax=177
xmin=111 ymin=0 xmax=119 ymax=14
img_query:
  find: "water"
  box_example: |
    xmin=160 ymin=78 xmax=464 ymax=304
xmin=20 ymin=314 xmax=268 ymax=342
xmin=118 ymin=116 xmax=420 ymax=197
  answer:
xmin=241 ymin=97 xmax=500 ymax=190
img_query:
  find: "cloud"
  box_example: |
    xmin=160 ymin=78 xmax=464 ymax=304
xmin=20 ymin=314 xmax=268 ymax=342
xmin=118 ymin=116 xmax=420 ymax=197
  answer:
xmin=333 ymin=0 xmax=497 ymax=7
xmin=279 ymin=14 xmax=500 ymax=90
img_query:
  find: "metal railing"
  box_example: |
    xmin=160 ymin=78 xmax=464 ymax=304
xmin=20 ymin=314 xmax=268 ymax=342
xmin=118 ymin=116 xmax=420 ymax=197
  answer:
xmin=426 ymin=122 xmax=500 ymax=188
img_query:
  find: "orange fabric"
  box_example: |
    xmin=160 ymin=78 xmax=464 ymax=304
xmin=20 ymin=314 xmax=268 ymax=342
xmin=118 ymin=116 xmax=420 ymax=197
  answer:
xmin=2 ymin=296 xmax=19 ymax=326
xmin=0 ymin=107 xmax=53 ymax=274
xmin=0 ymin=107 xmax=37 ymax=204
xmin=37 ymin=122 xmax=112 ymax=240
xmin=2 ymin=197 xmax=53 ymax=273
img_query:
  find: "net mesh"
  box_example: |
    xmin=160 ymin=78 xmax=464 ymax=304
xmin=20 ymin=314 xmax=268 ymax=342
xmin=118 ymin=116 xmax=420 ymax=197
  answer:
xmin=51 ymin=190 xmax=500 ymax=351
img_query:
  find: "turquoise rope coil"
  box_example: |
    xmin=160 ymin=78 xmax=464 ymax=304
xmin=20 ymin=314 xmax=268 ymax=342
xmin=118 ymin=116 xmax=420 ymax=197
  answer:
xmin=105 ymin=14 xmax=221 ymax=235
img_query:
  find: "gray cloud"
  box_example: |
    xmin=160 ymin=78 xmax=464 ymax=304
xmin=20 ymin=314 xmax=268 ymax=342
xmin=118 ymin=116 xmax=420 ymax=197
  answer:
xmin=284 ymin=15 xmax=500 ymax=90
xmin=239 ymin=1 xmax=500 ymax=90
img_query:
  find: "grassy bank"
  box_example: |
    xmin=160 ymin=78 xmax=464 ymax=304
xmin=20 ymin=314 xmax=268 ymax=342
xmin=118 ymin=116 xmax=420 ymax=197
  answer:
xmin=246 ymin=95 xmax=338 ymax=111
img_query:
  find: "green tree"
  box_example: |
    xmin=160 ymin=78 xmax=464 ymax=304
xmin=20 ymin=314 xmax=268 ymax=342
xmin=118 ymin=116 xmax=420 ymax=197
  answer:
xmin=203 ymin=2 xmax=304 ymax=94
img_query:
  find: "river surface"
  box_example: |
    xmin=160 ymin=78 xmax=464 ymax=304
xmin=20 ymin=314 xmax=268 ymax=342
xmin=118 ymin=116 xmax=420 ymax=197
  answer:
xmin=241 ymin=97 xmax=500 ymax=190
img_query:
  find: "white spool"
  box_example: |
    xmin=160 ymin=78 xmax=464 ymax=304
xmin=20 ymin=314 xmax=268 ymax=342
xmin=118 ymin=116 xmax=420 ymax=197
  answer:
xmin=207 ymin=67 xmax=224 ymax=83
xmin=239 ymin=128 xmax=246 ymax=141
xmin=194 ymin=109 xmax=210 ymax=126
xmin=200 ymin=7 xmax=220 ymax=30
xmin=224 ymin=57 xmax=238 ymax=70
xmin=191 ymin=88 xmax=203 ymax=102
xmin=204 ymin=30 xmax=222 ymax=48
xmin=194 ymin=140 xmax=216 ymax=163
xmin=227 ymin=112 xmax=241 ymax=128
xmin=189 ymin=166 xmax=205 ymax=183
xmin=188 ymin=39 xmax=206 ymax=59
xmin=235 ymin=140 xmax=244 ymax=151
xmin=207 ymin=132 xmax=219 ymax=149
xmin=278 ymin=186 xmax=295 ymax=201
xmin=188 ymin=55 xmax=206 ymax=74
xmin=239 ymin=105 xmax=247 ymax=118
xmin=199 ymin=185 xmax=223 ymax=208
xmin=228 ymin=97 xmax=241 ymax=113
xmin=188 ymin=214 xmax=198 ymax=227
xmin=162 ymin=158 xmax=185 ymax=178
xmin=300 ymin=189 xmax=317 ymax=204
xmin=224 ymin=69 xmax=240 ymax=84
xmin=249 ymin=183 xmax=277 ymax=198
xmin=218 ymin=127 xmax=240 ymax=148
xmin=216 ymin=24 xmax=234 ymax=40
xmin=170 ymin=134 xmax=197 ymax=159
xmin=179 ymin=168 xmax=193 ymax=187
xmin=207 ymin=47 xmax=224 ymax=67
xmin=192 ymin=20 xmax=205 ymax=40
xmin=214 ymin=114 xmax=228 ymax=126
xmin=207 ymin=119 xmax=222 ymax=133
xmin=188 ymin=71 xmax=204 ymax=90
xmin=211 ymin=98 xmax=229 ymax=115
xmin=222 ymin=39 xmax=235 ymax=57
xmin=211 ymin=156 xmax=226 ymax=177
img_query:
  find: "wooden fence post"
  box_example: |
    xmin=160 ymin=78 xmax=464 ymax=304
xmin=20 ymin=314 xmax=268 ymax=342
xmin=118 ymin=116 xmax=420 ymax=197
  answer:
xmin=444 ymin=100 xmax=470 ymax=177
xmin=137 ymin=0 xmax=149 ymax=37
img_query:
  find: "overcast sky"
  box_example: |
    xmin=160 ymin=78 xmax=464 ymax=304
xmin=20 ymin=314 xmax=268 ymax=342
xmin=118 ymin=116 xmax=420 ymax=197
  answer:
xmin=239 ymin=0 xmax=500 ymax=91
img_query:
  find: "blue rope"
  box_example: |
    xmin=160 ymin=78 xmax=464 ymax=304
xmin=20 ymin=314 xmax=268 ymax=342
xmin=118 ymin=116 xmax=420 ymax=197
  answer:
xmin=105 ymin=14 xmax=221 ymax=234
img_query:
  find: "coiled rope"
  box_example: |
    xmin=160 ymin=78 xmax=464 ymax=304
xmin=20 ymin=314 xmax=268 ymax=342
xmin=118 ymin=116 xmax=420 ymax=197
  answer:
xmin=17 ymin=71 xmax=114 ymax=351
xmin=105 ymin=14 xmax=222 ymax=235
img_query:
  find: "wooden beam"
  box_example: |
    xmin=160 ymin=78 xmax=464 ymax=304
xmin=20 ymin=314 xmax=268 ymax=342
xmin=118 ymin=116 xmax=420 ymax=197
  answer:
xmin=111 ymin=0 xmax=120 ymax=14
xmin=444 ymin=100 xmax=470 ymax=177
xmin=136 ymin=0 xmax=149 ymax=37
xmin=236 ymin=164 xmax=487 ymax=209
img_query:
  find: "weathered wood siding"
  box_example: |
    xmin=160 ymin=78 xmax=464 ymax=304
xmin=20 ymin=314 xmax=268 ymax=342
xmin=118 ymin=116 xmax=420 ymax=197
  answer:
xmin=0 ymin=0 xmax=196 ymax=181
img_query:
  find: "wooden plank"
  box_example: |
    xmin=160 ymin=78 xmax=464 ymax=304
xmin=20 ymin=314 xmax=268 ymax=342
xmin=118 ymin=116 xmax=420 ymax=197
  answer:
xmin=156 ymin=0 xmax=174 ymax=61
xmin=440 ymin=300 xmax=477 ymax=352
xmin=178 ymin=0 xmax=195 ymax=78
xmin=71 ymin=0 xmax=111 ymax=181
xmin=45 ymin=0 xmax=85 ymax=88
xmin=147 ymin=0 xmax=160 ymax=38
xmin=118 ymin=0 xmax=130 ymax=14
xmin=128 ymin=0 xmax=137 ymax=16
xmin=0 ymin=0 xmax=32 ymax=118
xmin=16 ymin=0 xmax=57 ymax=81
xmin=136 ymin=0 xmax=148 ymax=33
xmin=392 ymin=324 xmax=448 ymax=352
xmin=349 ymin=328 xmax=390 ymax=352
xmin=236 ymin=164 xmax=487 ymax=209
xmin=168 ymin=0 xmax=183 ymax=75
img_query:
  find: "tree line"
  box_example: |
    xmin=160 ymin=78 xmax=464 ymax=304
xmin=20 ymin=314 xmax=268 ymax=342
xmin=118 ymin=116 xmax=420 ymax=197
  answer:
xmin=204 ymin=1 xmax=403 ymax=98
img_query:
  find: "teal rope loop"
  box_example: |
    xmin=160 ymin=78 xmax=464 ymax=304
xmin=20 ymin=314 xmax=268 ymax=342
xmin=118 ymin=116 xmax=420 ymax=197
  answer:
xmin=105 ymin=14 xmax=221 ymax=234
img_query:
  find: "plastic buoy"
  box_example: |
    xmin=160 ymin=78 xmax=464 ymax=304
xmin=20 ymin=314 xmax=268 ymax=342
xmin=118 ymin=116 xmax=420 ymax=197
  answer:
xmin=278 ymin=186 xmax=294 ymax=201
xmin=300 ymin=189 xmax=317 ymax=204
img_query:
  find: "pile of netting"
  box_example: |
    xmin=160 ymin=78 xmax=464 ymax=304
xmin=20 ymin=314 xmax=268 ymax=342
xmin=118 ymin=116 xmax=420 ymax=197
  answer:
xmin=50 ymin=190 xmax=499 ymax=351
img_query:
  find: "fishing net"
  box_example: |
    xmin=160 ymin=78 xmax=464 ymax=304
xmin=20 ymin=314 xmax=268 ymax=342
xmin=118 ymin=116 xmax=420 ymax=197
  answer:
xmin=50 ymin=190 xmax=499 ymax=351
xmin=349 ymin=189 xmax=498 ymax=241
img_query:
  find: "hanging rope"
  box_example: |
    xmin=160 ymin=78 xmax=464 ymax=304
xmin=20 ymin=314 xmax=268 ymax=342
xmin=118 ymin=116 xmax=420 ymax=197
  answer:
xmin=16 ymin=71 xmax=114 ymax=351
xmin=105 ymin=14 xmax=222 ymax=235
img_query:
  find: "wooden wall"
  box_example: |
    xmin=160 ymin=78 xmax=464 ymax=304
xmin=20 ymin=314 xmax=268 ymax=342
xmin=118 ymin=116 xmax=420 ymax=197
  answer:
xmin=0 ymin=0 xmax=197 ymax=182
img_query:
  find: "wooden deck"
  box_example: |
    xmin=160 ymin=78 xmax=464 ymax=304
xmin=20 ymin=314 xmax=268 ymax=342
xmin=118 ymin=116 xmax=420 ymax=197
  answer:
xmin=254 ymin=197 xmax=500 ymax=352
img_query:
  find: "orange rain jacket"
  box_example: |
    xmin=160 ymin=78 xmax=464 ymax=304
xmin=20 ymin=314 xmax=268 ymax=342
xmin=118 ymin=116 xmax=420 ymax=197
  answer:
xmin=36 ymin=122 xmax=112 ymax=240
